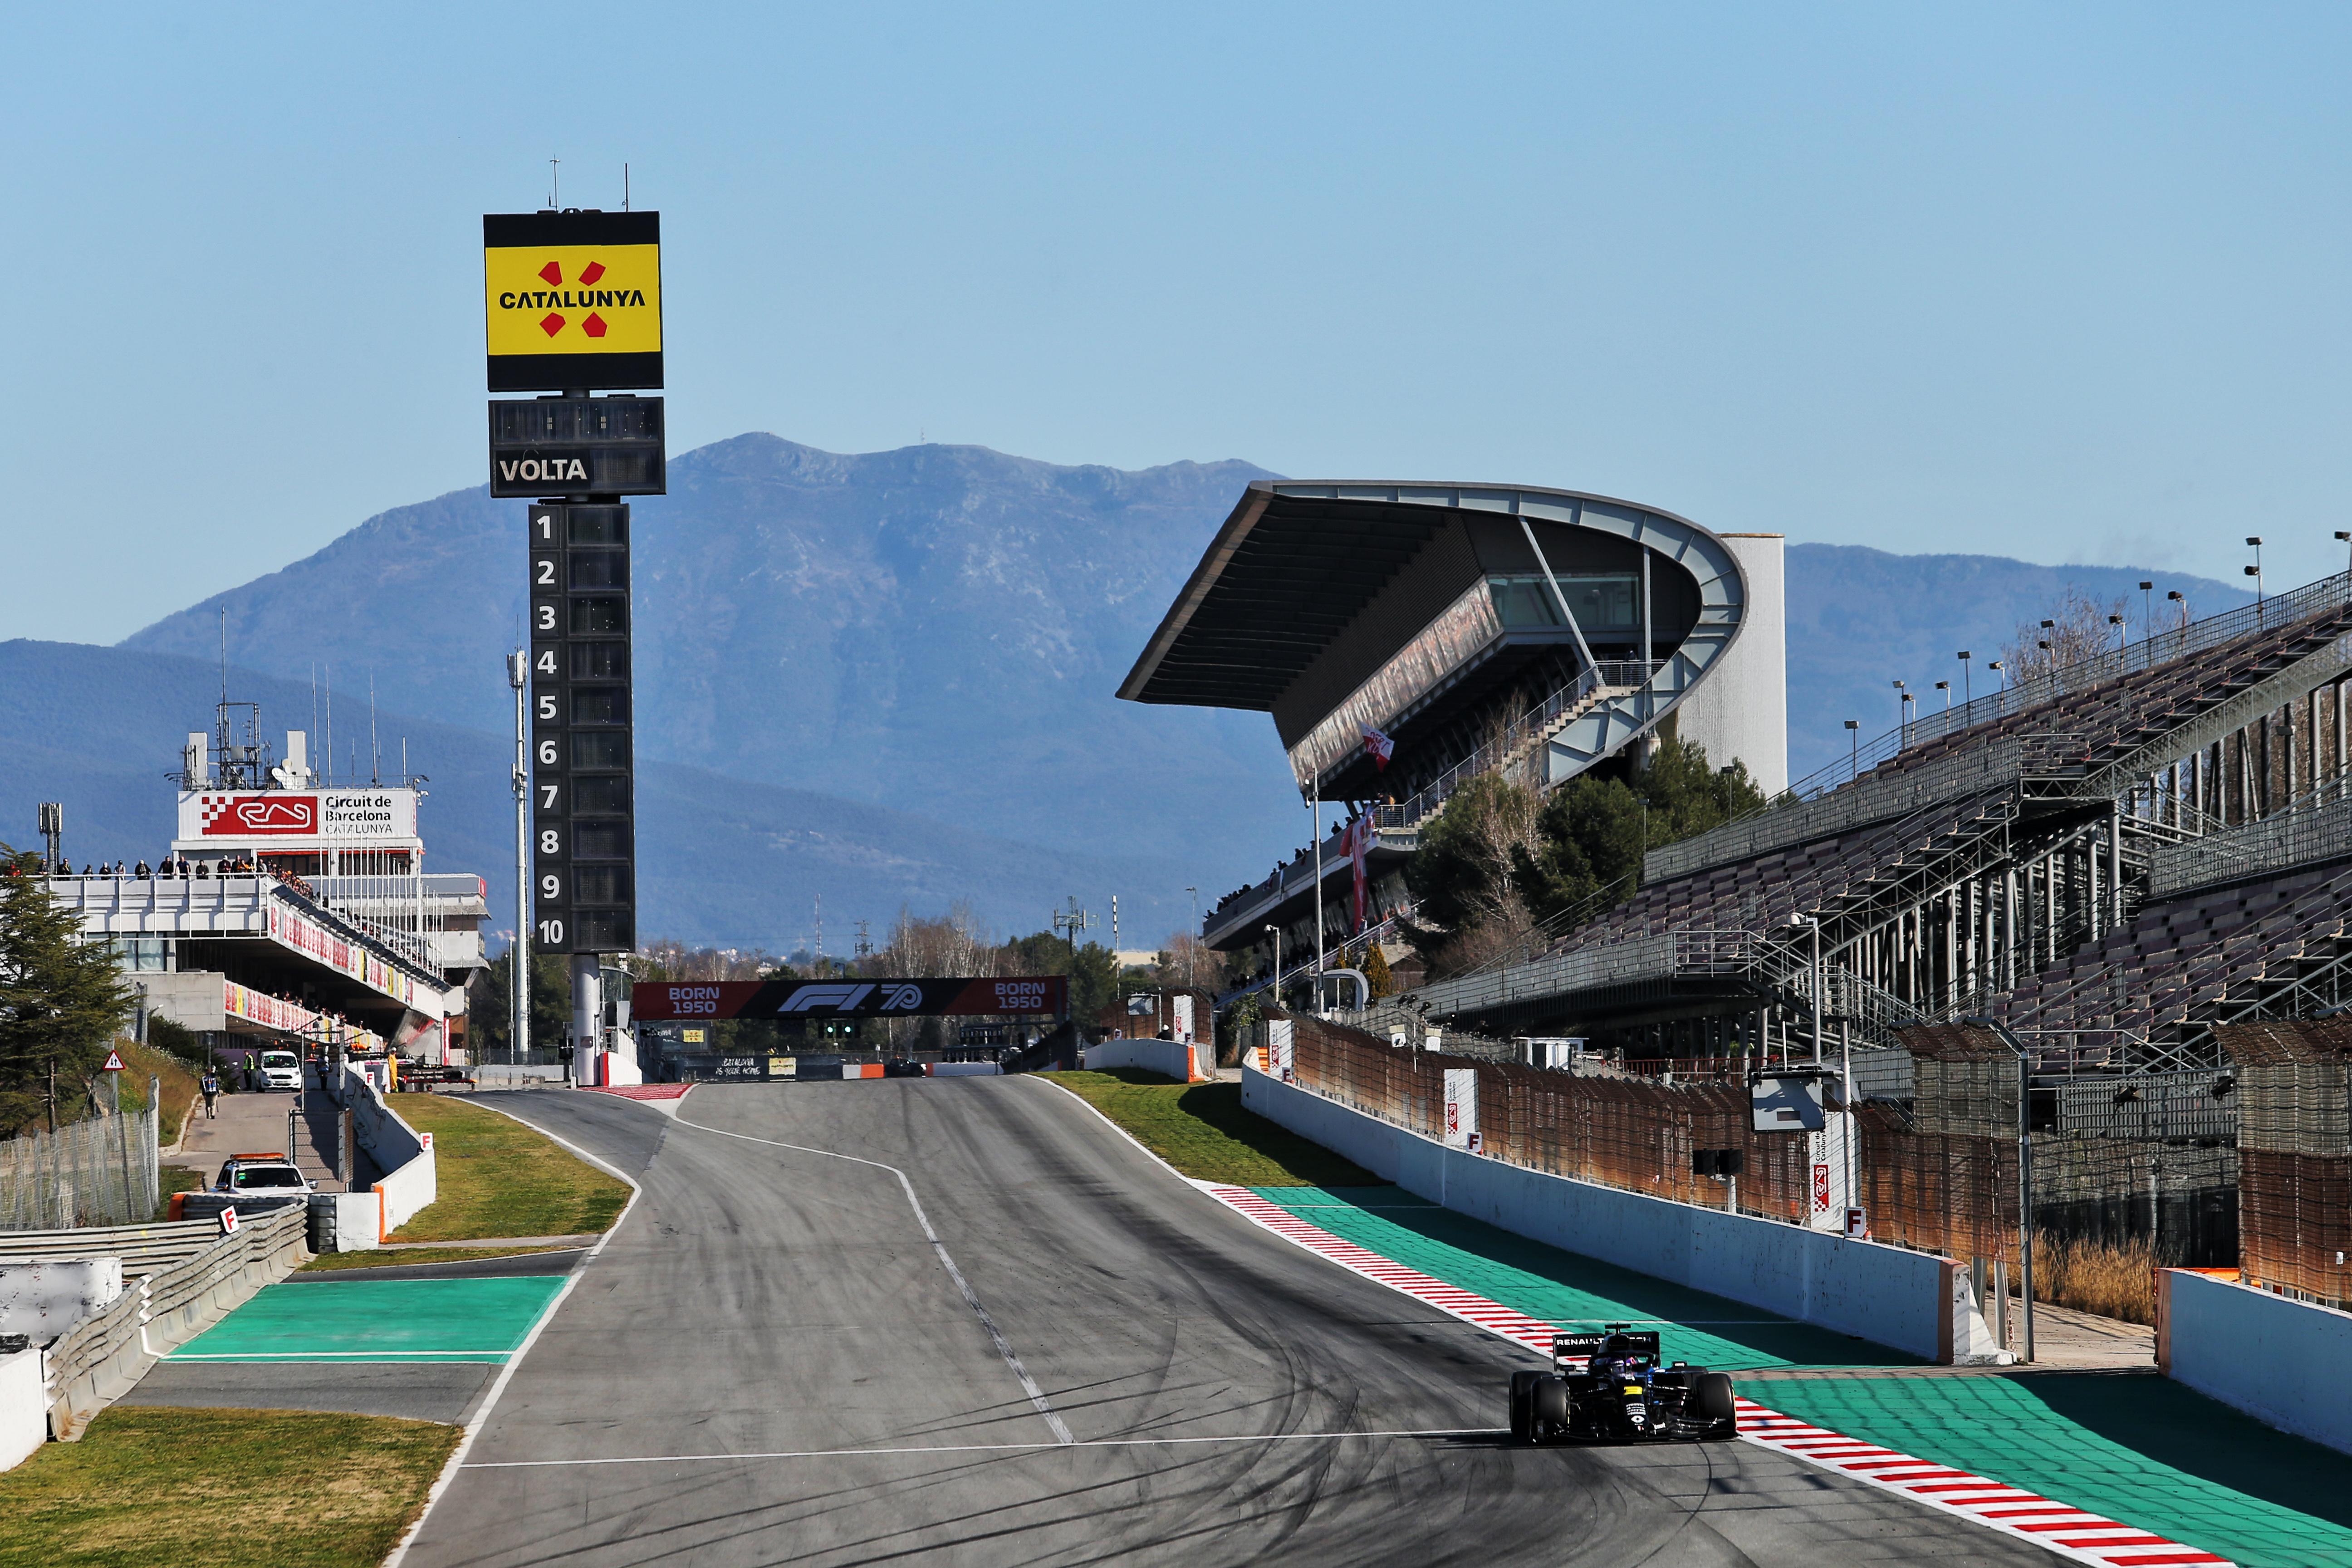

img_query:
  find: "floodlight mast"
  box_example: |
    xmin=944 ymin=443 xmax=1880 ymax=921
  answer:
xmin=1962 ymin=1014 xmax=2037 ymax=1364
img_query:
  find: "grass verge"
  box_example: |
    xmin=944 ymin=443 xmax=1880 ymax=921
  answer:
xmin=0 ymin=1406 xmax=459 ymax=1568
xmin=297 ymin=1243 xmax=582 ymax=1272
xmin=388 ymin=1096 xmax=629 ymax=1243
xmin=1049 ymin=1069 xmax=1375 ymax=1186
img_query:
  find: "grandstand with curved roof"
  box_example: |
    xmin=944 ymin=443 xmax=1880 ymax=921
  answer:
xmin=1119 ymin=480 xmax=1786 ymax=987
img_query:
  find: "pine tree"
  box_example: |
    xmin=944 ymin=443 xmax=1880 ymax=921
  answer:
xmin=1363 ymin=943 xmax=1396 ymax=998
xmin=0 ymin=846 xmax=135 ymax=1133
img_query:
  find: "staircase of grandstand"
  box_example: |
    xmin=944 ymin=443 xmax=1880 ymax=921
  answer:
xmin=1368 ymin=662 xmax=1647 ymax=833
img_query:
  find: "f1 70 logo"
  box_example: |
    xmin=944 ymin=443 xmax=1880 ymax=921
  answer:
xmin=774 ymin=982 xmax=928 ymax=1014
xmin=777 ymin=984 xmax=875 ymax=1014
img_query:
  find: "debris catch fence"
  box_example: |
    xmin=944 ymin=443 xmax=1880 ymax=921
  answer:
xmin=0 ymin=1098 xmax=162 ymax=1231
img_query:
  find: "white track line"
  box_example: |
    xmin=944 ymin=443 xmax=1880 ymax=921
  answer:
xmin=380 ymin=1091 xmax=651 ymax=1568
xmin=461 ymin=1427 xmax=1488 ymax=1468
xmin=1199 ymin=1185 xmax=2232 ymax=1568
xmin=670 ymin=1107 xmax=1074 ymax=1446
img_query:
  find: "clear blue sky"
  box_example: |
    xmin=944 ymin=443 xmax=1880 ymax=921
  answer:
xmin=3 ymin=3 xmax=2346 ymax=646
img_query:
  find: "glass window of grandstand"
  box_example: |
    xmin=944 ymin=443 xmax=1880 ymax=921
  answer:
xmin=1488 ymin=574 xmax=1637 ymax=630
xmin=113 ymin=936 xmax=171 ymax=972
xmin=336 ymin=849 xmax=414 ymax=875
xmin=259 ymin=853 xmax=325 ymax=878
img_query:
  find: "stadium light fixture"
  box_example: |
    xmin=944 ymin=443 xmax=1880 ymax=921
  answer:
xmin=2337 ymin=530 xmax=2351 ymax=578
xmin=1935 ymin=680 xmax=1950 ymax=711
xmin=2139 ymin=582 xmax=2153 ymax=652
xmin=1957 ymin=651 xmax=1972 ymax=705
xmin=1988 ymin=658 xmax=2006 ymax=692
xmin=2107 ymin=613 xmax=2125 ymax=652
xmin=2247 ymin=536 xmax=2265 ymax=618
xmin=1843 ymin=718 xmax=1860 ymax=775
xmin=2166 ymin=589 xmax=2185 ymax=631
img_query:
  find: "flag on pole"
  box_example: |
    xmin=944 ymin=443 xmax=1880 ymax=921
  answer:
xmin=1346 ymin=816 xmax=1373 ymax=933
xmin=1361 ymin=725 xmax=1395 ymax=771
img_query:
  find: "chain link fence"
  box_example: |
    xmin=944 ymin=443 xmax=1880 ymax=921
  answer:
xmin=0 ymin=1098 xmax=161 ymax=1231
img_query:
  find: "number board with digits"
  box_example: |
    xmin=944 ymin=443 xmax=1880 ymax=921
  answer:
xmin=529 ymin=501 xmax=636 ymax=954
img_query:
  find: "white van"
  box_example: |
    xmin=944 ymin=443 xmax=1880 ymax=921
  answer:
xmin=257 ymin=1050 xmax=303 ymax=1092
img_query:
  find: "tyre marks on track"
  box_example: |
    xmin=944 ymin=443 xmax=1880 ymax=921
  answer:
xmin=1200 ymin=1185 xmax=2235 ymax=1568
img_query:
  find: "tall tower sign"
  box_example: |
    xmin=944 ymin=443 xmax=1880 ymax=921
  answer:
xmin=486 ymin=209 xmax=662 ymax=968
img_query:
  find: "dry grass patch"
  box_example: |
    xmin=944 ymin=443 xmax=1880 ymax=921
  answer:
xmin=2030 ymin=1231 xmax=2158 ymax=1324
xmin=390 ymin=1096 xmax=629 ymax=1242
xmin=0 ymin=1406 xmax=458 ymax=1567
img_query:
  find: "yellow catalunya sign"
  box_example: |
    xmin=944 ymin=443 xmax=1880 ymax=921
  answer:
xmin=482 ymin=212 xmax=662 ymax=391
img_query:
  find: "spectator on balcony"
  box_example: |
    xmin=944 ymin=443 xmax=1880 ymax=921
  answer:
xmin=134 ymin=860 xmax=151 ymax=879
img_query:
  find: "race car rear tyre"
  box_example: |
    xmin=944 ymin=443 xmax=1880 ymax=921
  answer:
xmin=1509 ymin=1371 xmax=1538 ymax=1442
xmin=1692 ymin=1372 xmax=1736 ymax=1434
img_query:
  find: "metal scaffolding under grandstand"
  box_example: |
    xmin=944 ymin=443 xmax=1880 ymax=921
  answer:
xmin=1406 ymin=568 xmax=2352 ymax=1080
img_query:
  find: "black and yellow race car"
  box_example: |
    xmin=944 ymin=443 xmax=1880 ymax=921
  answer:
xmin=1508 ymin=1326 xmax=1738 ymax=1444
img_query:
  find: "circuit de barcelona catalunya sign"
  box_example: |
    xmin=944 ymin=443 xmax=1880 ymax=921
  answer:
xmin=632 ymin=977 xmax=1068 ymax=1020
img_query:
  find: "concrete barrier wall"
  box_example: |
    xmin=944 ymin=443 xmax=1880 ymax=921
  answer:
xmin=1083 ymin=1039 xmax=1202 ymax=1081
xmin=341 ymin=1065 xmax=436 ymax=1239
xmin=0 ymin=1260 xmax=122 ymax=1343
xmin=2161 ymin=1270 xmax=2352 ymax=1455
xmin=1243 ymin=1064 xmax=1990 ymax=1364
xmin=0 ymin=1349 xmax=41 ymax=1470
xmin=928 ymin=1063 xmax=1003 ymax=1077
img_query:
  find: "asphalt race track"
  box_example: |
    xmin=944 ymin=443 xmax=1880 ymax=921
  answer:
xmin=400 ymin=1080 xmax=2054 ymax=1567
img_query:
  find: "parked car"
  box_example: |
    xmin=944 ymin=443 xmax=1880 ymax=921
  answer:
xmin=213 ymin=1153 xmax=316 ymax=1195
xmin=256 ymin=1050 xmax=303 ymax=1093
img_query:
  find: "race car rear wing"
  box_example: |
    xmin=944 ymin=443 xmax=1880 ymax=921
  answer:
xmin=1552 ymin=1329 xmax=1662 ymax=1363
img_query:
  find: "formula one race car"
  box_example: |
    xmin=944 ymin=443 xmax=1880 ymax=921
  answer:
xmin=1508 ymin=1326 xmax=1737 ymax=1444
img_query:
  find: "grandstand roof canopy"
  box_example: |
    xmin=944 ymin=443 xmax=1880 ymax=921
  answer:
xmin=1119 ymin=480 xmax=1722 ymax=712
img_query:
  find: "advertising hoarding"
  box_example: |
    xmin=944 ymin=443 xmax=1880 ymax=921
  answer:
xmin=175 ymin=789 xmax=421 ymax=848
xmin=632 ymin=976 xmax=1069 ymax=1020
xmin=484 ymin=211 xmax=662 ymax=392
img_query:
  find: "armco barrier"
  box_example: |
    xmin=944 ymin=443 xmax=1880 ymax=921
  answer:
xmin=1242 ymin=1063 xmax=2000 ymax=1364
xmin=927 ymin=1062 xmax=1002 ymax=1077
xmin=37 ymin=1205 xmax=309 ymax=1442
xmin=339 ymin=1063 xmax=436 ymax=1241
xmin=1083 ymin=1038 xmax=1204 ymax=1081
xmin=2159 ymin=1269 xmax=2352 ymax=1455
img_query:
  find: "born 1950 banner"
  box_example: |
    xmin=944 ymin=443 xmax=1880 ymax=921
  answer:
xmin=631 ymin=976 xmax=1068 ymax=1020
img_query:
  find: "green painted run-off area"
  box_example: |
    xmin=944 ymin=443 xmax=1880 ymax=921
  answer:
xmin=1250 ymin=1186 xmax=2352 ymax=1568
xmin=163 ymin=1277 xmax=566 ymax=1365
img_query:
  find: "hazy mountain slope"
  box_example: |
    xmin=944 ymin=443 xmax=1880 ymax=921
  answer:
xmin=117 ymin=437 xmax=1299 ymax=868
xmin=0 ymin=641 xmax=1197 ymax=946
xmin=1784 ymin=544 xmax=2253 ymax=781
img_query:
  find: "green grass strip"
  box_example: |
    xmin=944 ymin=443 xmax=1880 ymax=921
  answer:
xmin=1758 ymin=1376 xmax=2352 ymax=1568
xmin=1247 ymin=1185 xmax=1916 ymax=1371
xmin=1050 ymin=1071 xmax=1376 ymax=1186
xmin=0 ymin=1406 xmax=459 ymax=1567
xmin=392 ymin=1095 xmax=629 ymax=1242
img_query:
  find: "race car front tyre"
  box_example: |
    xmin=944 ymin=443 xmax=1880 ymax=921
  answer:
xmin=1692 ymin=1372 xmax=1737 ymax=1436
xmin=1531 ymin=1375 xmax=1572 ymax=1437
xmin=1509 ymin=1371 xmax=1539 ymax=1442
